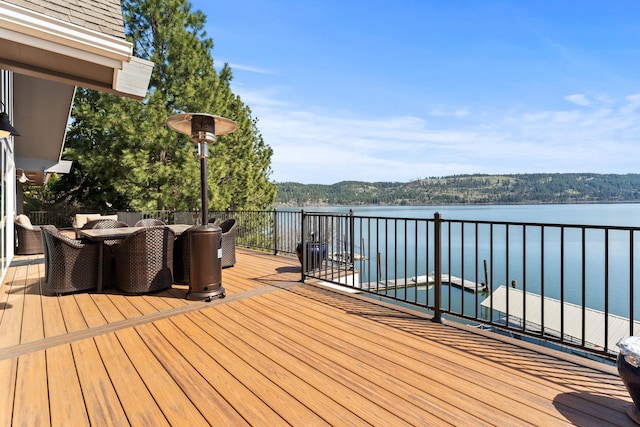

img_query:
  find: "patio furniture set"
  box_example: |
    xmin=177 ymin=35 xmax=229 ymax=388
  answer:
xmin=13 ymin=214 xmax=237 ymax=295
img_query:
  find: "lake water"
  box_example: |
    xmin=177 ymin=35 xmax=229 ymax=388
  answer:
xmin=298 ymin=203 xmax=640 ymax=319
xmin=304 ymin=203 xmax=640 ymax=226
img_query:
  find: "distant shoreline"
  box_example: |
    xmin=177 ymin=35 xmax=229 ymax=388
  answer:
xmin=275 ymin=173 xmax=640 ymax=207
xmin=274 ymin=200 xmax=640 ymax=208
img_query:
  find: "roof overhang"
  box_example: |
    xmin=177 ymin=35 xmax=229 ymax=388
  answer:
xmin=1 ymin=1 xmax=154 ymax=185
xmin=0 ymin=1 xmax=153 ymax=100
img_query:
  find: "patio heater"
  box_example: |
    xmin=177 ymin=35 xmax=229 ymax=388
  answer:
xmin=166 ymin=113 xmax=237 ymax=300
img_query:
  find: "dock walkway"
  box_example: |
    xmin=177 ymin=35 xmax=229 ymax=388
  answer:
xmin=362 ymin=273 xmax=489 ymax=293
xmin=482 ymin=285 xmax=640 ymax=354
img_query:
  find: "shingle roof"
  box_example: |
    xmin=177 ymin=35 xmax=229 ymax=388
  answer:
xmin=3 ymin=0 xmax=126 ymax=38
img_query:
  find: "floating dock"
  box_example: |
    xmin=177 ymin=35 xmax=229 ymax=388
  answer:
xmin=482 ymin=285 xmax=640 ymax=353
xmin=362 ymin=274 xmax=488 ymax=293
xmin=327 ymin=251 xmax=367 ymax=263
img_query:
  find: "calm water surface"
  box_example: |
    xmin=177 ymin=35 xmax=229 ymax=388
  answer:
xmin=304 ymin=203 xmax=640 ymax=226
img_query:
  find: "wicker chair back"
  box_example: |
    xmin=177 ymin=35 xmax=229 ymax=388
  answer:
xmin=82 ymin=219 xmax=129 ymax=230
xmin=41 ymin=225 xmax=99 ymax=295
xmin=15 ymin=216 xmax=44 ymax=255
xmin=172 ymin=225 xmax=199 ymax=284
xmin=219 ymin=219 xmax=237 ymax=268
xmin=112 ymin=226 xmax=175 ymax=294
xmin=134 ymin=218 xmax=166 ymax=227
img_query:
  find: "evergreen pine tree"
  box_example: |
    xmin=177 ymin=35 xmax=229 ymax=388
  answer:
xmin=49 ymin=0 xmax=275 ymax=212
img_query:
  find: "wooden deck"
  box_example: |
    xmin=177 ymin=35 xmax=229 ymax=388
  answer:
xmin=0 ymin=248 xmax=635 ymax=426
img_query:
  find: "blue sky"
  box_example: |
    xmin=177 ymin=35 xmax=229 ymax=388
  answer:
xmin=190 ymin=0 xmax=640 ymax=184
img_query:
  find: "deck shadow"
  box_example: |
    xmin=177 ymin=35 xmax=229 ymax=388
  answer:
xmin=9 ymin=257 xmax=44 ymax=266
xmin=553 ymin=391 xmax=634 ymax=426
xmin=276 ymin=266 xmax=300 ymax=274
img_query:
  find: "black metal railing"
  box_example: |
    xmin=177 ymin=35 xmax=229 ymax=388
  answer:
xmin=26 ymin=207 xmax=638 ymax=359
xmin=28 ymin=210 xmax=71 ymax=228
xmin=280 ymin=210 xmax=639 ymax=360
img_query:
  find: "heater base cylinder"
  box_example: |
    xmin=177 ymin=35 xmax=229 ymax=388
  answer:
xmin=186 ymin=225 xmax=224 ymax=301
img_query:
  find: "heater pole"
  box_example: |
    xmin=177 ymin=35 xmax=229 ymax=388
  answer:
xmin=199 ymin=140 xmax=209 ymax=226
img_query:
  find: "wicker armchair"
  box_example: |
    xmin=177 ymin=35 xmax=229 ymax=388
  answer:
xmin=134 ymin=218 xmax=166 ymax=227
xmin=15 ymin=214 xmax=44 ymax=255
xmin=219 ymin=219 xmax=237 ymax=268
xmin=40 ymin=225 xmax=55 ymax=284
xmin=172 ymin=225 xmax=198 ymax=284
xmin=81 ymin=219 xmax=129 ymax=288
xmin=112 ymin=226 xmax=175 ymax=294
xmin=41 ymin=225 xmax=99 ymax=295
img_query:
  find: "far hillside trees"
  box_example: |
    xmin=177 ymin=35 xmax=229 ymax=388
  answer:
xmin=275 ymin=174 xmax=640 ymax=206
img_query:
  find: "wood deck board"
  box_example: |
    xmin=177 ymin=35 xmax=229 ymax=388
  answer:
xmin=0 ymin=265 xmax=25 ymax=347
xmin=46 ymin=345 xmax=90 ymax=427
xmin=237 ymin=293 xmax=534 ymax=426
xmin=138 ymin=318 xmax=266 ymax=425
xmin=272 ymin=287 xmax=629 ymax=424
xmin=103 ymin=292 xmax=146 ymax=319
xmin=85 ymin=294 xmax=121 ymax=324
xmin=71 ymin=339 xmax=129 ymax=425
xmin=73 ymin=293 xmax=107 ymax=328
xmin=93 ymin=332 xmax=171 ymax=426
xmin=41 ymin=290 xmax=68 ymax=337
xmin=57 ymin=294 xmax=88 ymax=333
xmin=0 ymin=359 xmax=17 ymax=427
xmin=0 ymin=248 xmax=636 ymax=426
xmin=159 ymin=312 xmax=331 ymax=426
xmin=206 ymin=301 xmax=459 ymax=426
xmin=182 ymin=308 xmax=378 ymax=426
xmin=20 ymin=262 xmax=44 ymax=344
xmin=113 ymin=326 xmax=211 ymax=425
xmin=14 ymin=351 xmax=50 ymax=426
xmin=277 ymin=290 xmax=623 ymax=424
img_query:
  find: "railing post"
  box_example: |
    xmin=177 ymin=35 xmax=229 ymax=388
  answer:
xmin=349 ymin=209 xmax=355 ymax=265
xmin=432 ymin=212 xmax=443 ymax=323
xmin=300 ymin=209 xmax=306 ymax=282
xmin=273 ymin=209 xmax=278 ymax=255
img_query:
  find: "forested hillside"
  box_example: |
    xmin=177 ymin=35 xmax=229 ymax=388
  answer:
xmin=275 ymin=173 xmax=640 ymax=206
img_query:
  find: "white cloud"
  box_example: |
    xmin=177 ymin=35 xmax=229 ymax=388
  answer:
xmin=226 ymin=63 xmax=275 ymax=74
xmin=620 ymin=94 xmax=640 ymax=114
xmin=564 ymin=94 xmax=591 ymax=106
xmin=429 ymin=108 xmax=470 ymax=118
xmin=234 ymin=83 xmax=640 ymax=183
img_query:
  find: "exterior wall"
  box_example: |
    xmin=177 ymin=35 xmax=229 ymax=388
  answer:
xmin=0 ymin=70 xmax=16 ymax=284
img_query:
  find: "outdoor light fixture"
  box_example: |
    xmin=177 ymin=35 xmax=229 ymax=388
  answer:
xmin=0 ymin=102 xmax=20 ymax=138
xmin=15 ymin=168 xmax=29 ymax=184
xmin=166 ymin=113 xmax=237 ymax=300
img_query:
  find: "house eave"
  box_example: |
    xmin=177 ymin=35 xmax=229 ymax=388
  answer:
xmin=0 ymin=2 xmax=132 ymax=67
xmin=0 ymin=1 xmax=153 ymax=100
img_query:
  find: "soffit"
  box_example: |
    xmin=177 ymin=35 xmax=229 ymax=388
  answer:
xmin=0 ymin=38 xmax=115 ymax=90
xmin=13 ymin=73 xmax=75 ymax=186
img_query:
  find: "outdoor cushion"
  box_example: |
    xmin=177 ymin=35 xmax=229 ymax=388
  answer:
xmin=15 ymin=214 xmax=33 ymax=230
xmin=15 ymin=215 xmax=43 ymax=255
xmin=74 ymin=213 xmax=102 ymax=229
